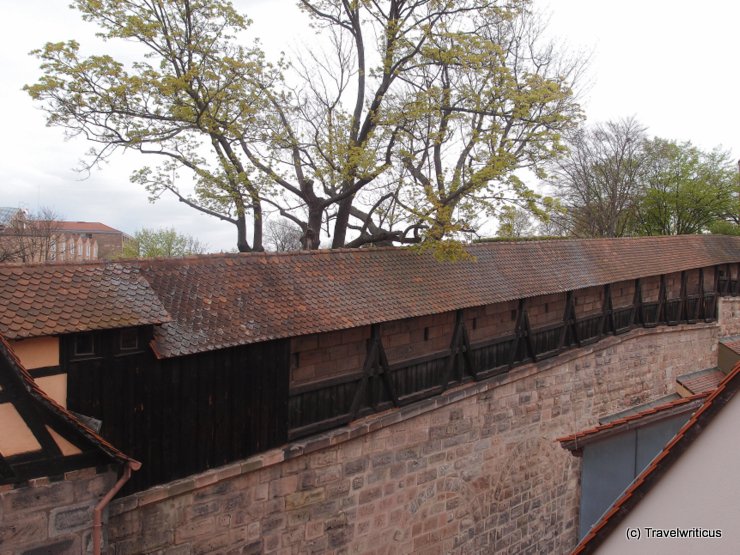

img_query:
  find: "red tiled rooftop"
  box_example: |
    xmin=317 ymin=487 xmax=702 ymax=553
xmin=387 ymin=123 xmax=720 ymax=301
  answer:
xmin=139 ymin=235 xmax=740 ymax=357
xmin=0 ymin=262 xmax=170 ymax=339
xmin=720 ymin=337 xmax=740 ymax=355
xmin=1 ymin=235 xmax=740 ymax=357
xmin=54 ymin=221 xmax=124 ymax=234
xmin=676 ymin=367 xmax=726 ymax=394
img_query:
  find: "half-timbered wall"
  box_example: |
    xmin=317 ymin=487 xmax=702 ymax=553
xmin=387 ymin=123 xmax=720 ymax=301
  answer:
xmin=287 ymin=267 xmax=723 ymax=441
xmin=6 ymin=263 xmax=729 ymax=495
xmin=107 ymin=296 xmax=740 ymax=555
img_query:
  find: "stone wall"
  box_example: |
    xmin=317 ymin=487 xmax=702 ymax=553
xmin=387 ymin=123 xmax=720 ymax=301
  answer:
xmin=719 ymin=297 xmax=740 ymax=337
xmin=108 ymin=316 xmax=723 ymax=555
xmin=0 ymin=466 xmax=118 ymax=555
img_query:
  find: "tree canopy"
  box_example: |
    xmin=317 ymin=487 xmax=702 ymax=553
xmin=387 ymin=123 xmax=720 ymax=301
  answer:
xmin=26 ymin=0 xmax=583 ymax=252
xmin=121 ymin=227 xmax=206 ymax=258
xmin=546 ymin=118 xmax=739 ymax=237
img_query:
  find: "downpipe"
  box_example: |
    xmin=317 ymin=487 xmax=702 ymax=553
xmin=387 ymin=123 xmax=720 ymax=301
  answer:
xmin=93 ymin=460 xmax=141 ymax=554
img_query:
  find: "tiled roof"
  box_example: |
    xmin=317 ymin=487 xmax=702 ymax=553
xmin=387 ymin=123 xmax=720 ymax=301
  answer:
xmin=54 ymin=221 xmax=124 ymax=234
xmin=139 ymin=235 xmax=740 ymax=357
xmin=0 ymin=336 xmax=139 ymax=469
xmin=570 ymin=361 xmax=740 ymax=554
xmin=676 ymin=367 xmax=726 ymax=394
xmin=557 ymin=393 xmax=708 ymax=449
xmin=720 ymin=337 xmax=740 ymax=355
xmin=0 ymin=262 xmax=170 ymax=339
xmin=1 ymin=235 xmax=740 ymax=356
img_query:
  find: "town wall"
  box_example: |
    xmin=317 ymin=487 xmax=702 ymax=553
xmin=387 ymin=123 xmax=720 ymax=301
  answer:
xmin=108 ymin=307 xmax=728 ymax=555
xmin=0 ymin=466 xmax=118 ymax=555
xmin=288 ymin=268 xmax=711 ymax=393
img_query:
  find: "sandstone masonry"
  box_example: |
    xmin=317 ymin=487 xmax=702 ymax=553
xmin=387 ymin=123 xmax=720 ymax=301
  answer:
xmin=0 ymin=467 xmax=118 ymax=555
xmin=106 ymin=300 xmax=737 ymax=555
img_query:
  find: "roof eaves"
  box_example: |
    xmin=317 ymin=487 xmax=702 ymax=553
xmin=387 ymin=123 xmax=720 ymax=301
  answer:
xmin=557 ymin=393 xmax=708 ymax=451
xmin=570 ymin=361 xmax=740 ymax=554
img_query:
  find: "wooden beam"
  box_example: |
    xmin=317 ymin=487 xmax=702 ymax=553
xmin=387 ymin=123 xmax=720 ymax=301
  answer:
xmin=460 ymin=321 xmax=478 ymax=381
xmin=509 ymin=299 xmax=530 ymax=368
xmin=441 ymin=310 xmax=478 ymax=390
xmin=601 ymin=284 xmax=615 ymax=335
xmin=559 ymin=291 xmax=579 ymax=349
xmin=679 ymin=271 xmax=688 ymax=323
xmin=350 ymin=324 xmax=398 ymax=419
xmin=698 ymin=268 xmax=705 ymax=321
xmin=633 ymin=278 xmax=644 ymax=326
xmin=658 ymin=275 xmax=667 ymax=324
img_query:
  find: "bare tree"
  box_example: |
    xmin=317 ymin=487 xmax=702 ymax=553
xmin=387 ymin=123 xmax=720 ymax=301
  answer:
xmin=264 ymin=219 xmax=303 ymax=252
xmin=0 ymin=208 xmax=62 ymax=263
xmin=547 ymin=117 xmax=647 ymax=237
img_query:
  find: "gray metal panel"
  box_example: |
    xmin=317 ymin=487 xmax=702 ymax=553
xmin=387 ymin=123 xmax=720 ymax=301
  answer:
xmin=579 ymin=431 xmax=636 ymax=538
xmin=636 ymin=414 xmax=691 ymax=470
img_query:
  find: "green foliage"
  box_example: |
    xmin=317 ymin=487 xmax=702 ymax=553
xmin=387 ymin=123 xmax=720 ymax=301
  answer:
xmin=548 ymin=118 xmax=740 ymax=238
xmin=496 ymin=206 xmax=536 ymax=238
xmin=26 ymin=0 xmax=585 ymax=254
xmin=708 ymin=220 xmax=740 ymax=236
xmin=121 ymin=227 xmax=207 ymax=258
xmin=25 ymin=0 xmax=272 ymax=251
xmin=636 ymin=139 xmax=739 ymax=235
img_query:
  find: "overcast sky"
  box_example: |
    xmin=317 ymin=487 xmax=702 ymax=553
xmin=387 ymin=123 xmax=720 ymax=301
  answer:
xmin=1 ymin=0 xmax=738 ymax=251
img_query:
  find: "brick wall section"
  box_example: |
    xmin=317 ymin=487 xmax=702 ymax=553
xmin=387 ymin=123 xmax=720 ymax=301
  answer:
xmin=109 ymin=313 xmax=726 ymax=555
xmin=0 ymin=466 xmax=118 ymax=555
xmin=574 ymin=287 xmax=603 ymax=318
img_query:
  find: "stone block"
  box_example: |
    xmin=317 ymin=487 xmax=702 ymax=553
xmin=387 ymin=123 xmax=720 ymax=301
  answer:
xmin=4 ymin=482 xmax=73 ymax=514
xmin=49 ymin=502 xmax=94 ymax=537
xmin=285 ymin=488 xmax=325 ymax=511
xmin=1 ymin=513 xmax=49 ymax=550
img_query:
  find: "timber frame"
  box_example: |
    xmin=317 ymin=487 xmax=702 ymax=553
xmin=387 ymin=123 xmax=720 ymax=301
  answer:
xmin=287 ymin=265 xmax=730 ymax=443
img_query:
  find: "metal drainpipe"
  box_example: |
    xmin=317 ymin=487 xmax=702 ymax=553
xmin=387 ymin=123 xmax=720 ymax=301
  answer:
xmin=93 ymin=460 xmax=141 ymax=555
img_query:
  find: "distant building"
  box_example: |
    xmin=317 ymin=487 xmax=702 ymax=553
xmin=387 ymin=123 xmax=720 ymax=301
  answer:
xmin=0 ymin=208 xmax=130 ymax=262
xmin=53 ymin=221 xmax=131 ymax=260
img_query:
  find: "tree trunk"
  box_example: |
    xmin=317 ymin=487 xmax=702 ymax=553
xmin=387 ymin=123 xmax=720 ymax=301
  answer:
xmin=332 ymin=195 xmax=354 ymax=248
xmin=302 ymin=206 xmax=323 ymax=250
xmin=236 ymin=215 xmax=251 ymax=252
xmin=252 ymin=199 xmax=264 ymax=252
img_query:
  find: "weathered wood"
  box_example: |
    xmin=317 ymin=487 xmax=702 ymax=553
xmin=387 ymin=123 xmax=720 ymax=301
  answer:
xmin=633 ymin=278 xmax=644 ymax=326
xmin=350 ymin=324 xmax=398 ymax=418
xmin=601 ymin=284 xmax=615 ymax=335
xmin=68 ymin=337 xmax=290 ymax=494
xmin=559 ymin=291 xmax=579 ymax=349
xmin=441 ymin=310 xmax=478 ymax=390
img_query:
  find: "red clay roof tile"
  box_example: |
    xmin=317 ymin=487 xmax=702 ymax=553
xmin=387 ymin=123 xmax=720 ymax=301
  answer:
xmin=676 ymin=367 xmax=726 ymax=395
xmin=1 ymin=235 xmax=740 ymax=357
xmin=557 ymin=392 xmax=708 ymax=448
xmin=0 ymin=262 xmax=170 ymax=339
xmin=138 ymin=235 xmax=740 ymax=357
